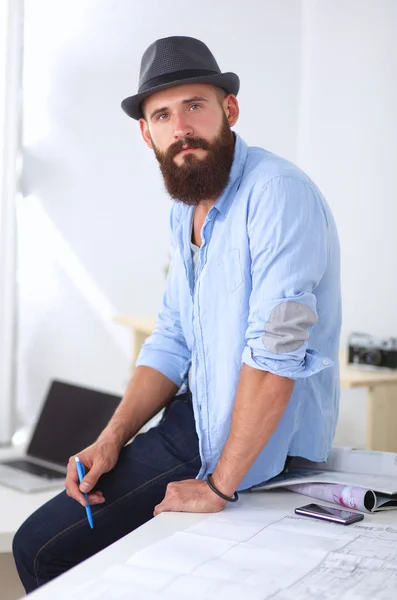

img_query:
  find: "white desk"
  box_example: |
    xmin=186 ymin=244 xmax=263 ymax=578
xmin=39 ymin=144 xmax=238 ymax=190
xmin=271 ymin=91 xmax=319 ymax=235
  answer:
xmin=24 ymin=489 xmax=397 ymax=599
xmin=0 ymin=448 xmax=63 ymax=553
xmin=0 ymin=483 xmax=62 ymax=553
xmin=0 ymin=448 xmax=63 ymax=600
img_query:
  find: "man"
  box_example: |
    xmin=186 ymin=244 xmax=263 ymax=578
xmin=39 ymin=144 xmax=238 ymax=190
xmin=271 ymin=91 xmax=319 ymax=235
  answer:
xmin=13 ymin=36 xmax=341 ymax=592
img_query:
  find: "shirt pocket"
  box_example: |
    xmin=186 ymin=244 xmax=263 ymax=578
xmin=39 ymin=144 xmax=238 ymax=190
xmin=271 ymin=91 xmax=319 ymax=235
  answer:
xmin=218 ymin=248 xmax=244 ymax=293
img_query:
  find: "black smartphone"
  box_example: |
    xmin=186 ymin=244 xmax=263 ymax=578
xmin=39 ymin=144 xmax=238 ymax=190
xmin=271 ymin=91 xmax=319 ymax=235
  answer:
xmin=294 ymin=503 xmax=364 ymax=525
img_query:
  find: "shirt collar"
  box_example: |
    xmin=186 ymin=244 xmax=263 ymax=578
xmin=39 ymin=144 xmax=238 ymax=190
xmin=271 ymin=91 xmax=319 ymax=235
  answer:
xmin=212 ymin=133 xmax=248 ymax=217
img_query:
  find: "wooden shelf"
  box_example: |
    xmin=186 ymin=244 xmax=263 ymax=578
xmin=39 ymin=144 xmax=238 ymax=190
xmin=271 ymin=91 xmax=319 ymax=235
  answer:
xmin=340 ymin=351 xmax=397 ymax=388
xmin=113 ymin=315 xmax=155 ymax=335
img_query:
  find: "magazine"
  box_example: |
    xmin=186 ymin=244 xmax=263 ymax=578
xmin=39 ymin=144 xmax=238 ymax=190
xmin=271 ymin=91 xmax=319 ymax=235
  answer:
xmin=252 ymin=447 xmax=397 ymax=512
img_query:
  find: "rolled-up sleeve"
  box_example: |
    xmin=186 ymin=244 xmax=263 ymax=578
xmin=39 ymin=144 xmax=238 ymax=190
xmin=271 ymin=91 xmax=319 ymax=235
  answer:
xmin=136 ymin=207 xmax=191 ymax=386
xmin=242 ymin=175 xmax=333 ymax=379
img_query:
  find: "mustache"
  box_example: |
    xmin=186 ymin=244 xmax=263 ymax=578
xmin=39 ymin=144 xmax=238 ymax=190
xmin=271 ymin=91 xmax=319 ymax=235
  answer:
xmin=166 ymin=137 xmax=212 ymax=160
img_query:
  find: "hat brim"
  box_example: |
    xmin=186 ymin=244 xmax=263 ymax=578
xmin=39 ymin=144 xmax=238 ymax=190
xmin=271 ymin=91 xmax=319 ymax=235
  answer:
xmin=121 ymin=72 xmax=240 ymax=120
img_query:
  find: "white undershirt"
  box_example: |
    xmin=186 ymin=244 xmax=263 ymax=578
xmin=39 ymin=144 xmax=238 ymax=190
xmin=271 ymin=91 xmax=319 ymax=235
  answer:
xmin=191 ymin=241 xmax=200 ymax=278
xmin=188 ymin=241 xmax=200 ymax=392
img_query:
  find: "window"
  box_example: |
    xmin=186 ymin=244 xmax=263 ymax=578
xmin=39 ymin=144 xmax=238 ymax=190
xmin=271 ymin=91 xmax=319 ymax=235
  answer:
xmin=0 ymin=0 xmax=23 ymax=444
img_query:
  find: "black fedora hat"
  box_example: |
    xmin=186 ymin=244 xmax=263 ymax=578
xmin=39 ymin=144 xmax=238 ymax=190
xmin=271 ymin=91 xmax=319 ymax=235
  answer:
xmin=121 ymin=36 xmax=240 ymax=120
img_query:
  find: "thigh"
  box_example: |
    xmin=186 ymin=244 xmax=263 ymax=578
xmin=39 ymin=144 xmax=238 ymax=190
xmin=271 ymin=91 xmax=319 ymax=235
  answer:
xmin=92 ymin=391 xmax=200 ymax=524
xmin=16 ymin=393 xmax=200 ymax=585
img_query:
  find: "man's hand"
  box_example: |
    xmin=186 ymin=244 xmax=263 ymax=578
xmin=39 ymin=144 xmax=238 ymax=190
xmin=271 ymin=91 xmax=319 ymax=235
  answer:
xmin=64 ymin=435 xmax=121 ymax=507
xmin=154 ymin=479 xmax=227 ymax=516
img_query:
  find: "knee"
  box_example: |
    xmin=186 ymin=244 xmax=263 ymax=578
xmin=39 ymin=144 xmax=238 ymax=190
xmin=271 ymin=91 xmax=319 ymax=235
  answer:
xmin=12 ymin=518 xmax=38 ymax=592
xmin=12 ymin=491 xmax=73 ymax=592
xmin=13 ymin=519 xmax=28 ymax=563
xmin=13 ymin=516 xmax=36 ymax=570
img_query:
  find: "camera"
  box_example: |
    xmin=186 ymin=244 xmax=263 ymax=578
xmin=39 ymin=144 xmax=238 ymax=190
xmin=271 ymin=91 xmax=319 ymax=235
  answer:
xmin=348 ymin=333 xmax=397 ymax=369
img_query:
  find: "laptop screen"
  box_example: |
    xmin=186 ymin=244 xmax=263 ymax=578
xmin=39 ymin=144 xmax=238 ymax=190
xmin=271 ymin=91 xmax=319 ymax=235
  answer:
xmin=27 ymin=380 xmax=122 ymax=466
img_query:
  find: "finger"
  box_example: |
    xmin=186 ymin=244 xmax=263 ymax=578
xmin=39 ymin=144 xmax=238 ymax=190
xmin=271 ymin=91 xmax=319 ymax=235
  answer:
xmin=153 ymin=503 xmax=165 ymax=516
xmin=66 ymin=458 xmax=80 ymax=485
xmin=65 ymin=474 xmax=88 ymax=506
xmin=89 ymin=490 xmax=105 ymax=498
xmin=78 ymin=462 xmax=105 ymax=493
xmin=65 ymin=484 xmax=90 ymax=506
xmin=65 ymin=459 xmax=96 ymax=505
xmin=69 ymin=489 xmax=105 ymax=507
xmin=87 ymin=491 xmax=105 ymax=504
xmin=154 ymin=498 xmax=175 ymax=516
xmin=88 ymin=497 xmax=105 ymax=505
xmin=153 ymin=488 xmax=170 ymax=516
xmin=153 ymin=497 xmax=166 ymax=516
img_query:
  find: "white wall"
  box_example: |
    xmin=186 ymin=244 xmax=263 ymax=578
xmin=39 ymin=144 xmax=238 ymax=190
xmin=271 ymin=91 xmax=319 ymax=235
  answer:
xmin=298 ymin=0 xmax=397 ymax=343
xmin=18 ymin=0 xmax=302 ymax=424
xmin=17 ymin=1 xmax=397 ymax=447
xmin=297 ymin=0 xmax=397 ymax=447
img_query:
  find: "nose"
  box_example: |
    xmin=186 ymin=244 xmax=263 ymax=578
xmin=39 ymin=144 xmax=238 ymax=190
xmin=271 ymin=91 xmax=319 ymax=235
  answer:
xmin=173 ymin=111 xmax=194 ymax=140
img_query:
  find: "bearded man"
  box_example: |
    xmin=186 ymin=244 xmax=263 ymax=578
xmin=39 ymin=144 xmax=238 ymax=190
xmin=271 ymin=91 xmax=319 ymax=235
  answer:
xmin=13 ymin=36 xmax=341 ymax=592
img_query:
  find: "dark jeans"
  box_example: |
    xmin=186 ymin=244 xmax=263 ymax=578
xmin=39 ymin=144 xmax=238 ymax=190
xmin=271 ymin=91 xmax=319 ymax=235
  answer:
xmin=13 ymin=392 xmax=200 ymax=594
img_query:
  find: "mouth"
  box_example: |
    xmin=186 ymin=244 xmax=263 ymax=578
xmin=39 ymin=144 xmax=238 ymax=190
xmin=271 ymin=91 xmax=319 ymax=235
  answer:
xmin=178 ymin=146 xmax=203 ymax=154
xmin=177 ymin=147 xmax=202 ymax=155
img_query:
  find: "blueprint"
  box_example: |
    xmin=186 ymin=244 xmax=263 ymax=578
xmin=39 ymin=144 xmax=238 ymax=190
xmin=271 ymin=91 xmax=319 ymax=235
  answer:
xmin=67 ymin=504 xmax=397 ymax=599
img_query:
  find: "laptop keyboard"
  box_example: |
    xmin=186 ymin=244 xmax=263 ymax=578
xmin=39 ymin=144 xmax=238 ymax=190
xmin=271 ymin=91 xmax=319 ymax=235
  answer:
xmin=3 ymin=459 xmax=64 ymax=480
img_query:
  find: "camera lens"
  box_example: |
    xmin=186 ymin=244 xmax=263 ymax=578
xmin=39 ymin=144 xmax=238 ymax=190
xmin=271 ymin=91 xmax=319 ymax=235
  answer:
xmin=362 ymin=350 xmax=382 ymax=366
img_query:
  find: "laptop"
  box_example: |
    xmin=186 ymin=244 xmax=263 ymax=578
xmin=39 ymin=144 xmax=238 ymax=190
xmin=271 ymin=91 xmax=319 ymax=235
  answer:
xmin=0 ymin=380 xmax=121 ymax=492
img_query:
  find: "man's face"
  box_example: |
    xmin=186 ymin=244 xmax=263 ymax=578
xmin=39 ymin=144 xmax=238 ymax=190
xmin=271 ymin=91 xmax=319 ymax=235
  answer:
xmin=139 ymin=84 xmax=239 ymax=205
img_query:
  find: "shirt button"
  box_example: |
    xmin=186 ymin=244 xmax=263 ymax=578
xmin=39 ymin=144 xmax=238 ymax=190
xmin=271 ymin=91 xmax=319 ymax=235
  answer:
xmin=322 ymin=360 xmax=329 ymax=366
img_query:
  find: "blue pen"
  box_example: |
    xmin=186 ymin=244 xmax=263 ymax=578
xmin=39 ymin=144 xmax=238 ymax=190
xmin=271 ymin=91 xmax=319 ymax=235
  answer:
xmin=75 ymin=456 xmax=94 ymax=529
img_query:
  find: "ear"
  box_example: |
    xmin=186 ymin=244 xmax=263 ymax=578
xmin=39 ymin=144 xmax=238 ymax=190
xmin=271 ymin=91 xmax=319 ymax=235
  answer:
xmin=139 ymin=118 xmax=154 ymax=149
xmin=223 ymin=94 xmax=239 ymax=128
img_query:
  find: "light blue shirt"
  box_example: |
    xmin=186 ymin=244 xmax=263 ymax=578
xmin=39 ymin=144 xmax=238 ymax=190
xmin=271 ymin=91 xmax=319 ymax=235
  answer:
xmin=137 ymin=133 xmax=341 ymax=491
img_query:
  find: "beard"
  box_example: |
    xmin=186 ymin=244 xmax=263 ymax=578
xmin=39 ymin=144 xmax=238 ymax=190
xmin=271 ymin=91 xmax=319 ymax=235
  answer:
xmin=152 ymin=115 xmax=235 ymax=206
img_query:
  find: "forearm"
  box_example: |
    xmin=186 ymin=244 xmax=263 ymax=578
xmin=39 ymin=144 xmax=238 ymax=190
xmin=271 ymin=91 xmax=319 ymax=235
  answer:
xmin=212 ymin=363 xmax=294 ymax=496
xmin=99 ymin=366 xmax=179 ymax=450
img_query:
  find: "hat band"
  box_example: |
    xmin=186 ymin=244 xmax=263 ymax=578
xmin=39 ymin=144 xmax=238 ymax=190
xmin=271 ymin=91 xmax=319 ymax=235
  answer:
xmin=139 ymin=69 xmax=219 ymax=93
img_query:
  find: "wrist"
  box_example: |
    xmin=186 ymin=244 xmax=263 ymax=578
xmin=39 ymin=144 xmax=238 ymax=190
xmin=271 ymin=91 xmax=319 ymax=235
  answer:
xmin=206 ymin=484 xmax=228 ymax=508
xmin=211 ymin=472 xmax=237 ymax=498
xmin=98 ymin=426 xmax=126 ymax=451
xmin=207 ymin=473 xmax=239 ymax=503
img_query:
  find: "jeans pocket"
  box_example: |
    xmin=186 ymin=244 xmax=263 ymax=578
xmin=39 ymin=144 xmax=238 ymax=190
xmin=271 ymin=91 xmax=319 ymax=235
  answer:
xmin=161 ymin=392 xmax=192 ymax=422
xmin=161 ymin=399 xmax=181 ymax=422
xmin=218 ymin=248 xmax=243 ymax=293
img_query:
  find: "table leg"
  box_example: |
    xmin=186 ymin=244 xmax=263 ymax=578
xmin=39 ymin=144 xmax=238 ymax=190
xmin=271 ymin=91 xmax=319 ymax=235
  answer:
xmin=0 ymin=552 xmax=24 ymax=600
xmin=132 ymin=330 xmax=150 ymax=370
xmin=366 ymin=382 xmax=397 ymax=452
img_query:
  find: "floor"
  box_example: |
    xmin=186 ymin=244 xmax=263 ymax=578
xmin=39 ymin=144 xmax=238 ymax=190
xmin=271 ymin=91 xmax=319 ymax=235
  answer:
xmin=0 ymin=553 xmax=25 ymax=600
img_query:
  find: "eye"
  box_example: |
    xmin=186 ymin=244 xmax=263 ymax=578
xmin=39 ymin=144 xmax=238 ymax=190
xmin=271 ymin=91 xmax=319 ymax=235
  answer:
xmin=189 ymin=104 xmax=201 ymax=111
xmin=157 ymin=112 xmax=169 ymax=121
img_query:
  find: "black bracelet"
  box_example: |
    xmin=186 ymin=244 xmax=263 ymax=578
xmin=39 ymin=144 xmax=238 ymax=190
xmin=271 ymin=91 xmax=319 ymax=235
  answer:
xmin=206 ymin=473 xmax=239 ymax=503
